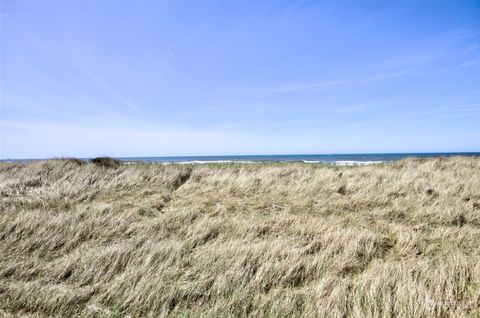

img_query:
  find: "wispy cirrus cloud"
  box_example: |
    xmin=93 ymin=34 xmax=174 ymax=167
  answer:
xmin=270 ymin=28 xmax=480 ymax=93
xmin=269 ymin=68 xmax=421 ymax=93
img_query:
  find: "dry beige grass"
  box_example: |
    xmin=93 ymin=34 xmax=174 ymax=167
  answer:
xmin=0 ymin=157 xmax=479 ymax=317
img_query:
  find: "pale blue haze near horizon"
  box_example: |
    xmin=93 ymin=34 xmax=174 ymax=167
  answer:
xmin=1 ymin=0 xmax=479 ymax=159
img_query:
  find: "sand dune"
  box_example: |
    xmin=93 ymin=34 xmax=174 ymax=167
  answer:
xmin=1 ymin=157 xmax=479 ymax=317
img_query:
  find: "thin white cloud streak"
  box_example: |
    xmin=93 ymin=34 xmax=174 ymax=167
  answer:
xmin=270 ymin=68 xmax=421 ymax=93
xmin=270 ymin=57 xmax=479 ymax=93
xmin=270 ymin=80 xmax=347 ymax=93
xmin=404 ymin=102 xmax=480 ymax=117
xmin=270 ymin=28 xmax=480 ymax=94
xmin=14 ymin=15 xmax=142 ymax=114
xmin=340 ymin=102 xmax=480 ymax=132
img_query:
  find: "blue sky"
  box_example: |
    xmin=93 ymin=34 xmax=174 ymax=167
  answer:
xmin=1 ymin=0 xmax=479 ymax=159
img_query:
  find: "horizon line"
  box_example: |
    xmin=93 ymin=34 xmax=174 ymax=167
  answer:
xmin=2 ymin=151 xmax=480 ymax=161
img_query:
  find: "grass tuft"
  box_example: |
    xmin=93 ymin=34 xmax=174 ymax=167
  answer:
xmin=90 ymin=157 xmax=121 ymax=168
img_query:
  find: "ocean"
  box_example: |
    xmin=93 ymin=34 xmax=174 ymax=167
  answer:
xmin=3 ymin=152 xmax=479 ymax=165
xmin=115 ymin=152 xmax=480 ymax=165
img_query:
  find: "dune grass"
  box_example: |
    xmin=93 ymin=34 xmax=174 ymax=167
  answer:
xmin=0 ymin=157 xmax=479 ymax=317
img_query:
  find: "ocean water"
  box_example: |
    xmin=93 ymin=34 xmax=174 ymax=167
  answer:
xmin=3 ymin=152 xmax=478 ymax=165
xmin=117 ymin=152 xmax=480 ymax=165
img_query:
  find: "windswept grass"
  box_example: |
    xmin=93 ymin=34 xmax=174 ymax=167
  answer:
xmin=0 ymin=157 xmax=479 ymax=317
